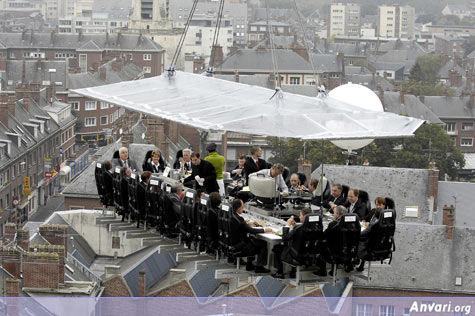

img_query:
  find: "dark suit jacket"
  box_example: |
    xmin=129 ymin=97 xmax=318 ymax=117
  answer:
xmin=322 ymin=219 xmax=339 ymax=241
xmin=113 ymin=158 xmax=138 ymax=172
xmin=321 ymin=194 xmax=346 ymax=211
xmin=183 ymin=159 xmax=219 ymax=194
xmin=344 ymin=199 xmax=367 ymax=220
xmin=143 ymin=162 xmax=165 ymax=173
xmin=136 ymin=181 xmax=147 ymax=216
xmin=164 ymin=193 xmax=182 ymax=229
xmin=243 ymin=156 xmax=271 ymax=183
xmin=229 ymin=212 xmax=264 ymax=248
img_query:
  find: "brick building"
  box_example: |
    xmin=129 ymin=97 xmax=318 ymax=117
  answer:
xmin=0 ymin=31 xmax=164 ymax=78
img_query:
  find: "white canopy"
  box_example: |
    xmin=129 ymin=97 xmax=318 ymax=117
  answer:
xmin=72 ymin=71 xmax=424 ymax=140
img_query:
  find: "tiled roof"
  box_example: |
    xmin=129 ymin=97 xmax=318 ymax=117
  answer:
xmin=189 ymin=269 xmax=221 ymax=302
xmin=256 ymin=276 xmax=285 ymax=307
xmin=424 ymin=95 xmax=474 ymax=118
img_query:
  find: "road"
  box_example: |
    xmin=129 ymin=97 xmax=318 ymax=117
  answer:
xmin=29 ymin=195 xmax=65 ymax=222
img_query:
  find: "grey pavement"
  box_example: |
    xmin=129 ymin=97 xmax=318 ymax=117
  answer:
xmin=29 ymin=195 xmax=65 ymax=222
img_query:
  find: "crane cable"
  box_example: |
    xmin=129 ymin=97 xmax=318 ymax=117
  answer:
xmin=290 ymin=0 xmax=321 ymax=91
xmin=208 ymin=0 xmax=225 ymax=72
xmin=265 ymin=0 xmax=280 ymax=90
xmin=169 ymin=0 xmax=200 ymax=72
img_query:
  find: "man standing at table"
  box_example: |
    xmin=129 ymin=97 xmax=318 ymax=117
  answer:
xmin=183 ymin=152 xmax=219 ymax=194
xmin=204 ymin=143 xmax=226 ymax=196
xmin=249 ymin=163 xmax=288 ymax=194
xmin=243 ymin=146 xmax=271 ymax=184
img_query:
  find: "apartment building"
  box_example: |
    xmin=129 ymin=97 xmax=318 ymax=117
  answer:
xmin=378 ymin=5 xmax=415 ymax=39
xmin=327 ymin=3 xmax=361 ymax=38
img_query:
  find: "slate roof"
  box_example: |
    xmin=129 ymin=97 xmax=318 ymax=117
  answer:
xmin=255 ymin=276 xmax=285 ymax=307
xmin=2 ymin=60 xmax=68 ymax=91
xmin=122 ymin=247 xmax=177 ymax=297
xmin=438 ymin=181 xmax=475 ymax=228
xmin=345 ymin=74 xmax=395 ymax=91
xmin=468 ymin=50 xmax=475 ymax=59
xmin=0 ymin=32 xmax=164 ymax=52
xmin=189 ymin=269 xmax=221 ymax=303
xmin=322 ymin=277 xmax=349 ymax=311
xmin=315 ymin=41 xmax=366 ymax=57
xmin=216 ymin=49 xmax=313 ymax=73
xmin=438 ymin=59 xmax=464 ymax=78
xmin=423 ymin=95 xmax=474 ymax=118
xmin=309 ymin=53 xmax=343 ymax=73
xmin=61 ymin=142 xmax=120 ymax=196
xmin=67 ymin=60 xmax=144 ymax=90
xmin=381 ymin=91 xmax=443 ymax=123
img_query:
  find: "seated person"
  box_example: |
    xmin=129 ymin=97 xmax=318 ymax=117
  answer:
xmin=321 ymin=184 xmax=346 ymax=211
xmin=308 ymin=179 xmax=321 ymax=206
xmin=163 ymin=184 xmax=184 ymax=234
xmin=173 ymin=150 xmax=183 ymax=169
xmin=243 ymin=146 xmax=271 ymax=184
xmin=272 ymin=208 xmax=312 ymax=278
xmin=119 ymin=167 xmax=132 ymax=221
xmin=343 ymin=188 xmax=368 ymax=220
xmin=357 ymin=208 xmax=382 ymax=271
xmin=183 ymin=152 xmax=219 ymax=194
xmin=229 ymin=199 xmax=272 ymax=273
xmin=288 ymin=173 xmax=307 ymax=193
xmin=230 ymin=155 xmax=246 ymax=181
xmin=112 ymin=147 xmax=138 ymax=171
xmin=136 ymin=171 xmax=152 ymax=228
xmin=365 ymin=197 xmax=386 ymax=223
xmin=143 ymin=150 xmax=165 ymax=173
xmin=249 ymin=163 xmax=289 ymax=195
xmin=207 ymin=192 xmax=221 ymax=252
xmin=313 ymin=205 xmax=348 ymax=276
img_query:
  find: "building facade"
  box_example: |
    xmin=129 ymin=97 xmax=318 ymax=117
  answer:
xmin=327 ymin=3 xmax=361 ymax=38
xmin=377 ymin=5 xmax=415 ymax=39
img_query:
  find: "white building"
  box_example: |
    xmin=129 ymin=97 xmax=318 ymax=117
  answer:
xmin=327 ymin=3 xmax=361 ymax=38
xmin=377 ymin=5 xmax=415 ymax=39
xmin=58 ymin=13 xmax=128 ymax=34
xmin=441 ymin=4 xmax=471 ymax=20
xmin=129 ymin=0 xmax=171 ymax=30
xmin=43 ymin=0 xmax=93 ymax=21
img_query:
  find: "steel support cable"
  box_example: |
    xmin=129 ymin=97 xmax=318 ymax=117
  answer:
xmin=170 ymin=0 xmax=199 ymax=70
xmin=290 ymin=0 xmax=320 ymax=90
xmin=265 ymin=0 xmax=280 ymax=89
xmin=209 ymin=0 xmax=225 ymax=70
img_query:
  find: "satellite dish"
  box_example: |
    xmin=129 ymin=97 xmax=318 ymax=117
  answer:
xmin=328 ymin=83 xmax=384 ymax=151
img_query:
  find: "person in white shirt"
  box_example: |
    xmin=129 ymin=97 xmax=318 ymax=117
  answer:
xmin=249 ymin=163 xmax=288 ymax=194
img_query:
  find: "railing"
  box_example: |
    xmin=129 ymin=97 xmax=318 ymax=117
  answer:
xmin=67 ymin=252 xmax=102 ymax=284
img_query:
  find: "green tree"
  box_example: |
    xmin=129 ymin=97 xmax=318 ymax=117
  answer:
xmin=409 ymin=55 xmax=442 ymax=84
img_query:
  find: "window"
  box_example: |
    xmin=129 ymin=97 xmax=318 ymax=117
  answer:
xmin=462 ymin=123 xmax=473 ymax=131
xmin=70 ymin=101 xmax=80 ymax=111
xmin=461 ymin=138 xmax=473 ymax=146
xmin=380 ymin=305 xmax=395 ymax=316
xmin=143 ymin=66 xmax=152 ymax=73
xmin=85 ymin=101 xmax=97 ymax=111
xmin=143 ymin=54 xmax=152 ymax=61
xmin=85 ymin=117 xmax=96 ymax=126
xmin=100 ymin=116 xmax=108 ymax=125
xmin=109 ymin=114 xmax=114 ymax=123
xmin=445 ymin=122 xmax=456 ymax=133
xmin=356 ymin=304 xmax=372 ymax=316
xmin=100 ymin=102 xmax=109 ymax=109
xmin=289 ymin=77 xmax=300 ymax=85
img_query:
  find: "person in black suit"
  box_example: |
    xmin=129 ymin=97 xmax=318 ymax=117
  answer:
xmin=272 ymin=208 xmax=312 ymax=278
xmin=313 ymin=205 xmax=347 ymax=276
xmin=229 ymin=199 xmax=272 ymax=273
xmin=112 ymin=147 xmax=138 ymax=172
xmin=119 ymin=167 xmax=132 ymax=221
xmin=163 ymin=184 xmax=184 ymax=235
xmin=207 ymin=192 xmax=221 ymax=252
xmin=343 ymin=188 xmax=368 ymax=220
xmin=183 ymin=152 xmax=219 ymax=194
xmin=321 ymin=184 xmax=346 ymax=211
xmin=143 ymin=150 xmax=165 ymax=173
xmin=173 ymin=150 xmax=183 ymax=169
xmin=136 ymin=171 xmax=152 ymax=228
xmin=243 ymin=146 xmax=271 ymax=184
xmin=365 ymin=196 xmax=386 ymax=223
xmin=230 ymin=154 xmax=246 ymax=181
xmin=356 ymin=208 xmax=383 ymax=271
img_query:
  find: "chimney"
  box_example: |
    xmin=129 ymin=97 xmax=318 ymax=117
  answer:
xmin=30 ymin=29 xmax=34 ymax=44
xmin=23 ymin=252 xmax=60 ymax=289
xmin=419 ymin=92 xmax=425 ymax=104
xmin=39 ymin=224 xmax=67 ymax=253
xmin=78 ymin=29 xmax=83 ymax=41
xmin=7 ymin=97 xmax=15 ymax=119
xmin=99 ymin=66 xmax=107 ymax=81
xmin=427 ymin=164 xmax=439 ymax=219
xmin=292 ymin=45 xmax=309 ymax=62
xmin=16 ymin=228 xmax=29 ymax=251
xmin=21 ymin=29 xmax=27 ymax=41
xmin=22 ymin=97 xmax=30 ymax=112
xmin=399 ymin=89 xmax=405 ymax=104
xmin=50 ymin=30 xmax=55 ymax=46
xmin=138 ymin=270 xmax=146 ymax=297
xmin=297 ymin=155 xmax=312 ymax=185
xmin=378 ymin=85 xmax=384 ymax=105
xmin=193 ymin=56 xmax=205 ymax=74
xmin=471 ymin=92 xmax=475 ymax=109
xmin=30 ymin=245 xmax=65 ymax=284
xmin=466 ymin=70 xmax=472 ymax=94
xmin=104 ymin=265 xmax=121 ymax=279
xmin=0 ymin=103 xmax=9 ymax=127
xmin=46 ymin=83 xmax=55 ymax=103
xmin=5 ymin=279 xmax=20 ymax=297
xmin=442 ymin=205 xmax=455 ymax=240
xmin=3 ymin=223 xmax=17 ymax=244
xmin=105 ymin=32 xmax=110 ymax=45
xmin=0 ymin=249 xmax=21 ymax=278
xmin=111 ymin=59 xmax=122 ymax=72
xmin=234 ymin=70 xmax=239 ymax=82
xmin=21 ymin=59 xmax=26 ymax=85
xmin=116 ymin=32 xmax=122 ymax=46
xmin=337 ymin=52 xmax=345 ymax=78
xmin=210 ymin=45 xmax=223 ymax=68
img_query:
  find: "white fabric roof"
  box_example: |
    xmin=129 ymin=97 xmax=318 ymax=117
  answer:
xmin=72 ymin=71 xmax=424 ymax=140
